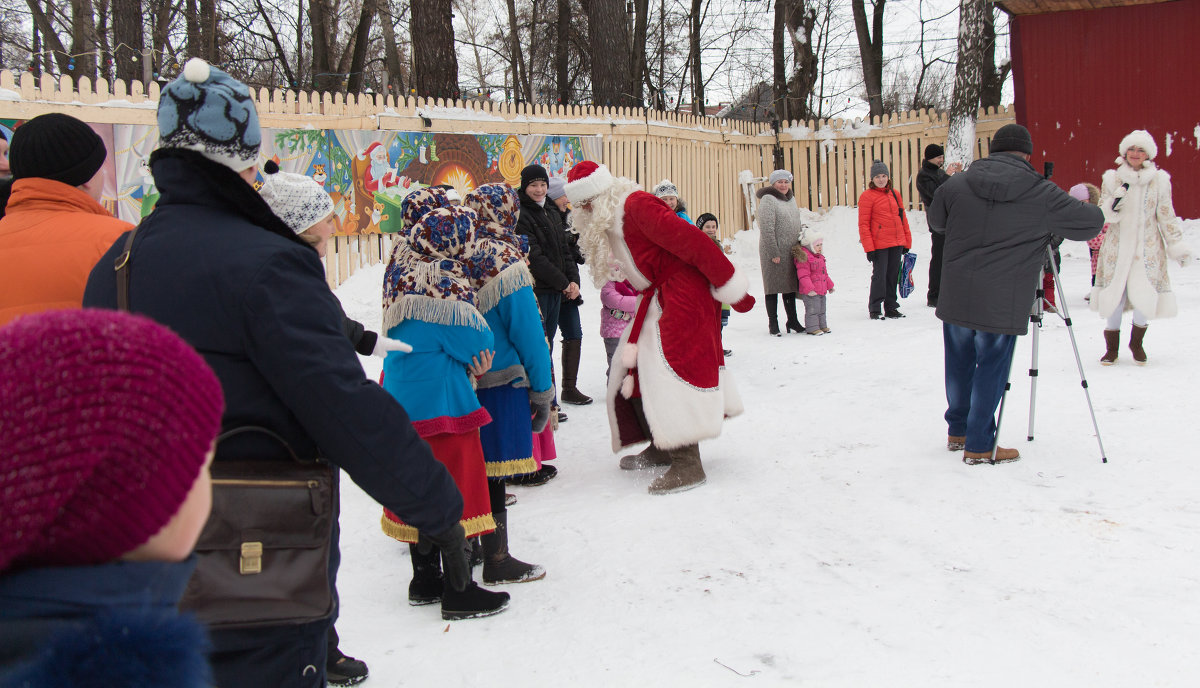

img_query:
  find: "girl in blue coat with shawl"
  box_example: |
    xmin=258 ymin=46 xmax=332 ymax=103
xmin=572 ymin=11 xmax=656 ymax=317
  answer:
xmin=379 ymin=201 xmax=509 ymax=620
xmin=464 ymin=183 xmax=553 ymax=585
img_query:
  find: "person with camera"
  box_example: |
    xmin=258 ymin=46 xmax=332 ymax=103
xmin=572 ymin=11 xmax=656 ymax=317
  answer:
xmin=927 ymin=124 xmax=1103 ymax=466
xmin=83 ymin=59 xmax=470 ymax=688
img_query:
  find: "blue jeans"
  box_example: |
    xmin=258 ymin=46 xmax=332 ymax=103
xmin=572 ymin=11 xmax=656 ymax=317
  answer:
xmin=536 ymin=291 xmax=562 ymax=354
xmin=943 ymin=323 xmax=1017 ymax=453
xmin=558 ymin=299 xmax=583 ymax=341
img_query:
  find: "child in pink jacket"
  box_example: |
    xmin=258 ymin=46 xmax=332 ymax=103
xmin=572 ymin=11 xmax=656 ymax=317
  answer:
xmin=600 ymin=263 xmax=638 ymax=375
xmin=791 ymin=232 xmax=835 ymax=335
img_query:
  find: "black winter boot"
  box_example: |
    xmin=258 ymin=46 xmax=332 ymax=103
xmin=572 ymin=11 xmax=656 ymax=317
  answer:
xmin=408 ymin=543 xmax=443 ymax=606
xmin=440 ymin=580 xmax=510 ymax=620
xmin=482 ymin=512 xmax=546 ymax=585
xmin=559 ymin=339 xmax=593 ymax=405
xmin=765 ymin=294 xmax=781 ymax=336
xmin=782 ymin=293 xmax=803 ymax=333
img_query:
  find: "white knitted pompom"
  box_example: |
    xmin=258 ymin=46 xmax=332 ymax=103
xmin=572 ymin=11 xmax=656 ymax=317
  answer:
xmin=620 ymin=342 xmax=638 ymax=369
xmin=620 ymin=374 xmax=635 ymax=399
xmin=183 ymin=58 xmax=211 ymax=83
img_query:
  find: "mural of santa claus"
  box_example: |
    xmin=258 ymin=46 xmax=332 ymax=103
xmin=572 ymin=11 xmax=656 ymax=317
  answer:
xmin=360 ymin=141 xmax=401 ymax=193
xmin=564 ymin=161 xmax=754 ymax=495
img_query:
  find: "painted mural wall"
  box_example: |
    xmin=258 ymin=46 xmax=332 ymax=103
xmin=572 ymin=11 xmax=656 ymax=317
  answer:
xmin=1 ymin=118 xmax=602 ymax=234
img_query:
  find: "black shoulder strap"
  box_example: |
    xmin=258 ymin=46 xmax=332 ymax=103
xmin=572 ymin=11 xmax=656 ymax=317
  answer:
xmin=114 ymin=225 xmax=141 ymax=311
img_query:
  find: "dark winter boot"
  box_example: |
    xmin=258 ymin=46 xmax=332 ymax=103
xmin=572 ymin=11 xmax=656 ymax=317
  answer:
xmin=619 ymin=443 xmax=673 ymax=470
xmin=782 ymin=293 xmax=803 ymax=333
xmin=1100 ymin=329 xmax=1120 ymax=365
xmin=481 ymin=512 xmax=546 ymax=585
xmin=559 ymin=339 xmax=593 ymax=405
xmin=648 ymin=444 xmax=706 ymax=495
xmin=1129 ymin=324 xmax=1148 ymax=365
xmin=440 ymin=579 xmax=511 ymax=621
xmin=326 ymin=648 xmax=369 ymax=687
xmin=408 ymin=543 xmax=444 ymax=606
xmin=766 ymin=294 xmax=781 ymax=336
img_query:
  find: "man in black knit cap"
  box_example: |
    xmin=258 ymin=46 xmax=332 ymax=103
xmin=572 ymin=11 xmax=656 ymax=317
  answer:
xmin=915 ymin=142 xmax=961 ymax=308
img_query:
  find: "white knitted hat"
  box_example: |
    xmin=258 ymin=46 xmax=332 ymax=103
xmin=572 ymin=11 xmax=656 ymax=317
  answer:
xmin=258 ymin=162 xmax=335 ymax=234
xmin=653 ymin=179 xmax=679 ymax=198
xmin=1118 ymin=130 xmax=1157 ymax=160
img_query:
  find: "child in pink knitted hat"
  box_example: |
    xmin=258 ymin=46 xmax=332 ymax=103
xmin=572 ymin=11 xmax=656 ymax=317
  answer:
xmin=0 ymin=309 xmax=224 ymax=687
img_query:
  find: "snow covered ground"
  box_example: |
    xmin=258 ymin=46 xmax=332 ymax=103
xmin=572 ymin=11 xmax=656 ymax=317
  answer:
xmin=333 ymin=207 xmax=1200 ymax=687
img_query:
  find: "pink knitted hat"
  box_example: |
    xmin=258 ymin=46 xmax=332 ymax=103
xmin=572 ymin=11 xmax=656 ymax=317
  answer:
xmin=0 ymin=309 xmax=224 ymax=571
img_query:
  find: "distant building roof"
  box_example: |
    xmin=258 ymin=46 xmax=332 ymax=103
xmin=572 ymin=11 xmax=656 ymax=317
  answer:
xmin=996 ymin=0 xmax=1176 ymax=16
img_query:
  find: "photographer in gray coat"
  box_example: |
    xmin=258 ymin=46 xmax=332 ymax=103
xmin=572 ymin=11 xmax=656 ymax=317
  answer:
xmin=927 ymin=124 xmax=1103 ymax=466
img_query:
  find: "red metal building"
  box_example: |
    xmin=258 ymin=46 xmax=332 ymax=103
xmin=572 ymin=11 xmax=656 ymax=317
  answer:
xmin=1000 ymin=0 xmax=1200 ymax=218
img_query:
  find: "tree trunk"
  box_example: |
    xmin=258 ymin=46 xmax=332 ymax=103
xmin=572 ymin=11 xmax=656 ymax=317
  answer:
xmin=112 ymin=0 xmax=140 ymax=83
xmin=772 ymin=0 xmax=787 ymax=121
xmin=785 ymin=1 xmax=817 ymax=121
xmin=946 ymin=0 xmax=987 ymax=168
xmin=378 ymin=2 xmax=407 ymax=97
xmin=979 ymin=2 xmax=1009 ymax=109
xmin=587 ymin=0 xmax=632 ymax=107
xmin=850 ymin=0 xmax=885 ymax=119
xmin=345 ymin=0 xmax=377 ymax=93
xmin=555 ymin=0 xmax=571 ymax=104
xmin=629 ymin=0 xmax=649 ymax=108
xmin=25 ymin=0 xmax=72 ymax=73
xmin=309 ymin=0 xmax=338 ymax=91
xmin=504 ymin=0 xmax=528 ymax=102
xmin=411 ymin=0 xmax=458 ymax=100
xmin=689 ymin=0 xmax=703 ymax=114
xmin=70 ymin=0 xmax=99 ymax=82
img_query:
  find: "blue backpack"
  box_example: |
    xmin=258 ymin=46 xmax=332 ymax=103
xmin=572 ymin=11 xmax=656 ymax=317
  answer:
xmin=898 ymin=251 xmax=917 ymax=298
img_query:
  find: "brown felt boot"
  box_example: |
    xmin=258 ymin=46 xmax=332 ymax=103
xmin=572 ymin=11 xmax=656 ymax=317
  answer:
xmin=947 ymin=435 xmax=966 ymax=451
xmin=1100 ymin=329 xmax=1120 ymax=366
xmin=648 ymin=444 xmax=706 ymax=495
xmin=619 ymin=444 xmax=673 ymax=470
xmin=560 ymin=339 xmax=593 ymax=405
xmin=1129 ymin=324 xmax=1148 ymax=365
xmin=963 ymin=446 xmax=1020 ymax=465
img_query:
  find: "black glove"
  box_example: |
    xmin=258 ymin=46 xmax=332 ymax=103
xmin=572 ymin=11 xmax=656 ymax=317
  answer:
xmin=529 ymin=388 xmax=554 ymax=433
xmin=416 ymin=523 xmax=469 ymax=592
xmin=866 ymin=251 xmax=876 ymax=263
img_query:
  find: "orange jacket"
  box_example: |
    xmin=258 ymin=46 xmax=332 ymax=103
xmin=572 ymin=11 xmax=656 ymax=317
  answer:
xmin=857 ymin=186 xmax=912 ymax=253
xmin=0 ymin=178 xmax=133 ymax=326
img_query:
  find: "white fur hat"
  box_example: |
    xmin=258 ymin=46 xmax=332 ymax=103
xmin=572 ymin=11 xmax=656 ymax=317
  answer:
xmin=801 ymin=231 xmax=824 ymax=247
xmin=258 ymin=162 xmax=336 ymax=234
xmin=565 ymin=161 xmax=615 ymax=203
xmin=1119 ymin=130 xmax=1157 ymax=160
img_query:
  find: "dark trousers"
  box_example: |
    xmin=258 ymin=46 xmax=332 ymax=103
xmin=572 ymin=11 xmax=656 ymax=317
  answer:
xmin=536 ymin=291 xmax=562 ymax=354
xmin=928 ymin=231 xmax=945 ymax=302
xmin=869 ymin=246 xmax=903 ymax=315
xmin=210 ymin=474 xmax=342 ymax=688
xmin=943 ymin=323 xmax=1017 ymax=454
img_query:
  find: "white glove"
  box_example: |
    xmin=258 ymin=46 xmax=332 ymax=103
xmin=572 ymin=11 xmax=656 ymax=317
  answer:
xmin=372 ymin=336 xmax=413 ymax=358
xmin=1178 ymin=253 xmax=1193 ymax=268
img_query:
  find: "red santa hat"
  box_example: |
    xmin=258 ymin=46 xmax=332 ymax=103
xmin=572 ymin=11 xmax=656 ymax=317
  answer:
xmin=565 ymin=161 xmax=616 ymax=203
xmin=359 ymin=141 xmax=385 ymax=160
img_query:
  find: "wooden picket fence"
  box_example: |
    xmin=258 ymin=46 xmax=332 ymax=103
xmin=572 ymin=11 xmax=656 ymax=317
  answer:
xmin=0 ymin=70 xmax=1014 ymax=289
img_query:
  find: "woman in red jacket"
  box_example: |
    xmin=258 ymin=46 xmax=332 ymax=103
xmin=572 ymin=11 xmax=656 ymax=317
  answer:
xmin=858 ymin=160 xmax=912 ymax=319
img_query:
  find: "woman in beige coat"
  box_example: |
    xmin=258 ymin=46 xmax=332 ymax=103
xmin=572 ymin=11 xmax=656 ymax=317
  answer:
xmin=756 ymin=169 xmax=806 ymax=335
xmin=1092 ymin=130 xmax=1192 ymax=365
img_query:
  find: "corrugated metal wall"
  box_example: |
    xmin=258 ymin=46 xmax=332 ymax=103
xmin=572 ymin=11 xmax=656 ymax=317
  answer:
xmin=1012 ymin=0 xmax=1200 ymax=218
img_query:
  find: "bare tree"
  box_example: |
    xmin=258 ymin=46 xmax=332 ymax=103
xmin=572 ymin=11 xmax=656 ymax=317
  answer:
xmin=979 ymin=2 xmax=1009 ymax=109
xmin=586 ymin=0 xmax=631 ymax=106
xmin=946 ymin=0 xmax=987 ymax=167
xmin=345 ymin=0 xmax=377 ymax=93
xmin=555 ymin=0 xmax=570 ymax=102
xmin=850 ymin=0 xmax=885 ymax=118
xmin=629 ymin=0 xmax=649 ymax=107
xmin=70 ymin=0 xmax=99 ymax=81
xmin=411 ymin=0 xmax=458 ymax=99
xmin=688 ymin=0 xmax=702 ymax=114
xmin=784 ymin=0 xmax=817 ymax=120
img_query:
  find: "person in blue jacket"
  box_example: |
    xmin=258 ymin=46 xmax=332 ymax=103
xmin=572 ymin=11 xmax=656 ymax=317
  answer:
xmin=82 ymin=59 xmax=471 ymax=688
xmin=464 ymin=182 xmax=554 ymax=585
xmin=379 ymin=204 xmax=511 ymax=620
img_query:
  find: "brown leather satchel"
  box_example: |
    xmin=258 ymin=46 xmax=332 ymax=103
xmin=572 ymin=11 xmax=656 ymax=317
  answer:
xmin=179 ymin=426 xmax=336 ymax=628
xmin=114 ymin=225 xmax=337 ymax=629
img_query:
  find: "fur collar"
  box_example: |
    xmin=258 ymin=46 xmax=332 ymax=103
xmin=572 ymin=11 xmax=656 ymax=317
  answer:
xmin=756 ymin=186 xmax=794 ymax=202
xmin=1115 ymin=159 xmax=1161 ymax=187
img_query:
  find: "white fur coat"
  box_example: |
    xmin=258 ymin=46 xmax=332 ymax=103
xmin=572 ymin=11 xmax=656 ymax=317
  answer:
xmin=1091 ymin=159 xmax=1189 ymax=319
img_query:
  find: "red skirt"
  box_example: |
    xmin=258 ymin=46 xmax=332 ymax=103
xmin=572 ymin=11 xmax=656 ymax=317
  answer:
xmin=381 ymin=429 xmax=494 ymax=542
xmin=532 ymin=425 xmax=556 ymax=468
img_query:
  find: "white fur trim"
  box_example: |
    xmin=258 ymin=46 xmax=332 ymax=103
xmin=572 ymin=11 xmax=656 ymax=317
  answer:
xmin=183 ymin=58 xmax=211 ymax=83
xmin=711 ymin=266 xmax=749 ymax=304
xmin=607 ymin=193 xmax=651 ymax=290
xmin=1119 ymin=130 xmax=1157 ymax=160
xmin=620 ymin=341 xmax=638 ymax=369
xmin=565 ymin=164 xmax=615 ymax=203
xmin=610 ymin=294 xmax=743 ymax=451
xmin=620 ymin=374 xmax=635 ymax=399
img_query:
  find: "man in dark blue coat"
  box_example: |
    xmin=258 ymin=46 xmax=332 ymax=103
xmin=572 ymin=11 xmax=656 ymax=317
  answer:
xmin=83 ymin=59 xmax=470 ymax=688
xmin=927 ymin=124 xmax=1102 ymax=466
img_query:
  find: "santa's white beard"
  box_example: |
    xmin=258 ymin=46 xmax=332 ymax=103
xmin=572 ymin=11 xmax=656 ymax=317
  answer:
xmin=570 ymin=177 xmax=639 ymax=288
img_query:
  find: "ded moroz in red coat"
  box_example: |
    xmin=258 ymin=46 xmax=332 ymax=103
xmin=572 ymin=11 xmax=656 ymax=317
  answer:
xmin=606 ymin=190 xmax=749 ymax=452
